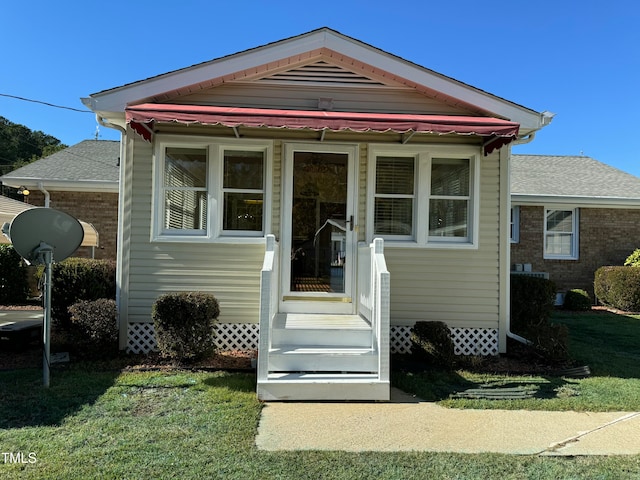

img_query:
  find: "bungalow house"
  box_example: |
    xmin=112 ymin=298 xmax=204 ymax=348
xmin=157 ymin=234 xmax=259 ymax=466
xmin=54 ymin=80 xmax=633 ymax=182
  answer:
xmin=0 ymin=140 xmax=120 ymax=260
xmin=82 ymin=28 xmax=552 ymax=400
xmin=511 ymin=154 xmax=640 ymax=301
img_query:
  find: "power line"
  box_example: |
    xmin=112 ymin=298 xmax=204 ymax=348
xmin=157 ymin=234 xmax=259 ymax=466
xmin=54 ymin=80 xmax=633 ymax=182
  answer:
xmin=0 ymin=93 xmax=91 ymax=113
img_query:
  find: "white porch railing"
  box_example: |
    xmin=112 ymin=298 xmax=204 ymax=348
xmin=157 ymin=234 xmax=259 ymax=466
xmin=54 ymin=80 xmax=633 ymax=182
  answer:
xmin=257 ymin=234 xmax=278 ymax=383
xmin=357 ymin=238 xmax=390 ymax=384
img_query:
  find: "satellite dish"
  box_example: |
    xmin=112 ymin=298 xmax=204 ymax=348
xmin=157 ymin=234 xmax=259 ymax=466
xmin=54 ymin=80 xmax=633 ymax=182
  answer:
xmin=5 ymin=207 xmax=84 ymax=388
xmin=8 ymin=207 xmax=84 ymax=264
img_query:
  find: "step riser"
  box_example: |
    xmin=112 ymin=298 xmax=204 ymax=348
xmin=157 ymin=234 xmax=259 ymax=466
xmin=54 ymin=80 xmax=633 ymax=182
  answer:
xmin=257 ymin=381 xmax=390 ymax=401
xmin=269 ymin=353 xmax=377 ymax=372
xmin=271 ymin=328 xmax=372 ymax=348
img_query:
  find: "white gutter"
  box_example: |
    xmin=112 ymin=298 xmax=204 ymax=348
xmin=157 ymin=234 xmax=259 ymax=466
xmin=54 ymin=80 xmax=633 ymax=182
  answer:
xmin=38 ymin=182 xmax=50 ymax=207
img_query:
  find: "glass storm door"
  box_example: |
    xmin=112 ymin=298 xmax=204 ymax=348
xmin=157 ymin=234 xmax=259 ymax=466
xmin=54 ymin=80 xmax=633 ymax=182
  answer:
xmin=281 ymin=144 xmax=357 ymax=314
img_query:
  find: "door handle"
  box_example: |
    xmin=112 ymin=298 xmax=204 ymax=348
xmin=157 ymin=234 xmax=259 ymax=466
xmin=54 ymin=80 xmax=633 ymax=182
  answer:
xmin=346 ymin=215 xmax=354 ymax=231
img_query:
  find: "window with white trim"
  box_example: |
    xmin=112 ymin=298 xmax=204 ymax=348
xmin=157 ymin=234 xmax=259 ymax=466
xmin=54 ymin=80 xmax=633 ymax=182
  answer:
xmin=162 ymin=147 xmax=208 ymax=233
xmin=153 ymin=137 xmax=271 ymax=241
xmin=373 ymin=156 xmax=415 ymax=239
xmin=544 ymin=208 xmax=579 ymax=259
xmin=510 ymin=206 xmax=520 ymax=243
xmin=368 ymin=146 xmax=479 ymax=247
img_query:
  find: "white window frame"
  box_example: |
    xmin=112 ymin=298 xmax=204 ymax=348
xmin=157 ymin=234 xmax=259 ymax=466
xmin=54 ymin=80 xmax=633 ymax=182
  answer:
xmin=152 ymin=135 xmax=272 ymax=243
xmin=367 ymin=144 xmax=480 ymax=248
xmin=510 ymin=206 xmax=520 ymax=243
xmin=543 ymin=207 xmax=579 ymax=260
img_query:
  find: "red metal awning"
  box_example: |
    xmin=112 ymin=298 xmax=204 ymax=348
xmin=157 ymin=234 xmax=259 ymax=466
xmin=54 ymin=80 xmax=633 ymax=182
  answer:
xmin=125 ymin=104 xmax=520 ymax=155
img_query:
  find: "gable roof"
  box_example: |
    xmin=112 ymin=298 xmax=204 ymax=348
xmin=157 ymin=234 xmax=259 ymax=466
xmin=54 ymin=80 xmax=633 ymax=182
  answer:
xmin=511 ymin=154 xmax=640 ymax=206
xmin=0 ymin=140 xmax=119 ymax=192
xmin=83 ymin=28 xmax=550 ymax=136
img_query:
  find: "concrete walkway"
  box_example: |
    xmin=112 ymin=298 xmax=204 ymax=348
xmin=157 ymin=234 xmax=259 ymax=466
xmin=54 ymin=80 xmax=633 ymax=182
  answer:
xmin=256 ymin=389 xmax=640 ymax=455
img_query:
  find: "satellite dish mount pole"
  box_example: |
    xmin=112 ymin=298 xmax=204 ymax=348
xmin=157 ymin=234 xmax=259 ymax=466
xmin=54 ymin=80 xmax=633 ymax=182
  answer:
xmin=34 ymin=242 xmax=54 ymax=387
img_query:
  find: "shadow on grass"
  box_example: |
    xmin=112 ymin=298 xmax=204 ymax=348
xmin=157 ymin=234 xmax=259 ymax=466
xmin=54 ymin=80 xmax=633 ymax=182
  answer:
xmin=0 ymin=367 xmax=120 ymax=428
xmin=553 ymin=309 xmax=640 ymax=378
xmin=202 ymin=372 xmax=256 ymax=393
xmin=391 ymin=354 xmax=578 ymax=403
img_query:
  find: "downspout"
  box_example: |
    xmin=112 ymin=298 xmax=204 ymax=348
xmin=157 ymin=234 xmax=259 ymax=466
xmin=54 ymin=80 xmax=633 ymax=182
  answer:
xmin=37 ymin=181 xmax=50 ymax=208
xmin=501 ymin=147 xmax=534 ymax=348
xmin=503 ymin=112 xmax=555 ymax=348
xmin=96 ymin=114 xmax=128 ymax=350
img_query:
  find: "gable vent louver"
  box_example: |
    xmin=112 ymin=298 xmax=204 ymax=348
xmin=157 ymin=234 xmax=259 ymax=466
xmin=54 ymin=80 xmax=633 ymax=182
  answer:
xmin=259 ymin=61 xmax=385 ymax=86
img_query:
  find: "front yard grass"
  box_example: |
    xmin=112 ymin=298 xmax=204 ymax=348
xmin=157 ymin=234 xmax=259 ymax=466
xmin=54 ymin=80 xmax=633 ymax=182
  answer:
xmin=1 ymin=309 xmax=639 ymax=479
xmin=1 ymin=368 xmax=640 ymax=480
xmin=394 ymin=309 xmax=640 ymax=411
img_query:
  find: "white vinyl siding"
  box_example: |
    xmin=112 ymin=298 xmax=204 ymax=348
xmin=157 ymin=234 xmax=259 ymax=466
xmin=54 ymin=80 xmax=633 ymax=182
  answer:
xmin=124 ymin=135 xmax=267 ymax=326
xmin=175 ymin=83 xmax=476 ymax=117
xmin=383 ymin=150 xmax=502 ymax=329
xmin=544 ymin=208 xmax=579 ymax=259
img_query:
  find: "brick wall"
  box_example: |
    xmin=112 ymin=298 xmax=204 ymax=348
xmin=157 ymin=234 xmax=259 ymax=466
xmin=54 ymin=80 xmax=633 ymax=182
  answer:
xmin=511 ymin=205 xmax=640 ymax=297
xmin=25 ymin=190 xmax=118 ymax=260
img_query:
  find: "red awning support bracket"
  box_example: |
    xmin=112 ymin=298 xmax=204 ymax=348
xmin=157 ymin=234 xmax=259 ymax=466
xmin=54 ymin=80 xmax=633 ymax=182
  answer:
xmin=126 ymin=104 xmax=520 ymax=154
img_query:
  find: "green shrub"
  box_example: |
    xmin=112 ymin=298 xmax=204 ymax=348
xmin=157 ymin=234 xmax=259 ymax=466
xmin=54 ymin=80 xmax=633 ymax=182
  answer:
xmin=510 ymin=274 xmax=568 ymax=363
xmin=563 ymin=289 xmax=592 ymax=311
xmin=510 ymin=275 xmax=556 ymax=332
xmin=410 ymin=321 xmax=455 ymax=368
xmin=0 ymin=245 xmax=29 ymax=304
xmin=68 ymin=299 xmax=118 ymax=352
xmin=528 ymin=324 xmax=570 ymax=363
xmin=624 ymin=248 xmax=640 ymax=267
xmin=152 ymin=292 xmax=220 ymax=362
xmin=594 ymin=266 xmax=640 ymax=312
xmin=43 ymin=258 xmax=116 ymax=329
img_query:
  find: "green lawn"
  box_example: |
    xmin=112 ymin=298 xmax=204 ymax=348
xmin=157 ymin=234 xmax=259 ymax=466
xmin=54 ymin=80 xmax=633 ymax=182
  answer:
xmin=394 ymin=309 xmax=640 ymax=412
xmin=1 ymin=368 xmax=639 ymax=479
xmin=1 ymin=310 xmax=639 ymax=479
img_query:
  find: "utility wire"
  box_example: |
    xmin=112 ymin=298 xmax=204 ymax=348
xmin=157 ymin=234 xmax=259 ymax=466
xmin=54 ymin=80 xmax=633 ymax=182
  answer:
xmin=0 ymin=93 xmax=92 ymax=113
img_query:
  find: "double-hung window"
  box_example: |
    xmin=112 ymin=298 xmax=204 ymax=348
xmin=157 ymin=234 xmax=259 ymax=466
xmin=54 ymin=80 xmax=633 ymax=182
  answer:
xmin=373 ymin=156 xmax=415 ymax=239
xmin=544 ymin=208 xmax=579 ymax=259
xmin=368 ymin=146 xmax=478 ymax=247
xmin=428 ymin=158 xmax=471 ymax=241
xmin=154 ymin=136 xmax=271 ymax=241
xmin=162 ymin=147 xmax=208 ymax=234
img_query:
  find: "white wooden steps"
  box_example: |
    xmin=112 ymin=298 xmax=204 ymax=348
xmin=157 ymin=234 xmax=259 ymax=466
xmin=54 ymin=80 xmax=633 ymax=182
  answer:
xmin=257 ymin=313 xmax=389 ymax=401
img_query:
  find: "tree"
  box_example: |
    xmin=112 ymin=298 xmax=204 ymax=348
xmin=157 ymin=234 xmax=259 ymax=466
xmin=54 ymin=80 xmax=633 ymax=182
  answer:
xmin=0 ymin=116 xmax=66 ymax=169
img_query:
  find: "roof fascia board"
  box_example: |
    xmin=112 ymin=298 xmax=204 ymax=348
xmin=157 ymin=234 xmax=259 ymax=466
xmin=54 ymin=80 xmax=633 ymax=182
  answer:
xmin=85 ymin=29 xmax=544 ymax=131
xmin=0 ymin=177 xmax=118 ymax=193
xmin=512 ymin=194 xmax=640 ymax=208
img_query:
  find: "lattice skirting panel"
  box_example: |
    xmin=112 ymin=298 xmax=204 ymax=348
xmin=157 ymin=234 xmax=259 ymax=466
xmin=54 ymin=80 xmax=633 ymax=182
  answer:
xmin=127 ymin=323 xmax=498 ymax=356
xmin=127 ymin=323 xmax=260 ymax=354
xmin=390 ymin=326 xmax=499 ymax=356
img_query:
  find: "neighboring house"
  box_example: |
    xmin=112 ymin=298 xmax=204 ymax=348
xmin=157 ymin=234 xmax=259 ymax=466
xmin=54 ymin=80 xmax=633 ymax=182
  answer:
xmin=0 ymin=140 xmax=120 ymax=260
xmin=82 ymin=28 xmax=551 ymax=400
xmin=511 ymin=154 xmax=640 ymax=301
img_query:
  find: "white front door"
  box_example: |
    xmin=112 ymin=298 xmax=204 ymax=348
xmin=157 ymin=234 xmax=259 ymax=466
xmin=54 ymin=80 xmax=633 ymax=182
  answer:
xmin=280 ymin=143 xmax=358 ymax=314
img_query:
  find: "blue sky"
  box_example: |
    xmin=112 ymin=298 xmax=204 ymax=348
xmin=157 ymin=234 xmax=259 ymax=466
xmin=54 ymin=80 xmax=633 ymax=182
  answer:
xmin=2 ymin=1 xmax=639 ymax=175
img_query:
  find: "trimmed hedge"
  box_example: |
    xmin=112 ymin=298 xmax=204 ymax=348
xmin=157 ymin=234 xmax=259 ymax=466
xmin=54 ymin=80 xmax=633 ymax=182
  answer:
xmin=563 ymin=289 xmax=592 ymax=311
xmin=510 ymin=275 xmax=556 ymax=331
xmin=594 ymin=266 xmax=640 ymax=312
xmin=45 ymin=258 xmax=116 ymax=328
xmin=0 ymin=244 xmax=29 ymax=304
xmin=410 ymin=321 xmax=455 ymax=368
xmin=152 ymin=292 xmax=220 ymax=362
xmin=510 ymin=274 xmax=568 ymax=363
xmin=68 ymin=298 xmax=118 ymax=352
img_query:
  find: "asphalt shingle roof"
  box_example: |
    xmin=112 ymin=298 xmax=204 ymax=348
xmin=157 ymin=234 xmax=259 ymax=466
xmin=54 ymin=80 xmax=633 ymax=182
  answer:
xmin=511 ymin=154 xmax=640 ymax=200
xmin=1 ymin=140 xmax=119 ymax=183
